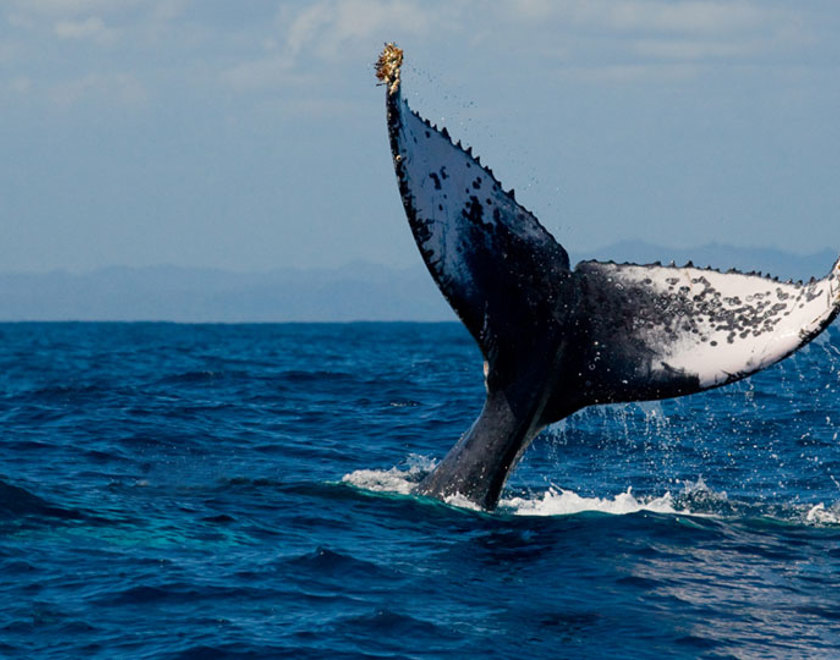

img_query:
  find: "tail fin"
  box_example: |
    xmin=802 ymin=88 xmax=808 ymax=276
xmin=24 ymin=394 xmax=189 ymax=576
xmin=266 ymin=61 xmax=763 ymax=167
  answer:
xmin=376 ymin=44 xmax=840 ymax=510
xmin=378 ymin=44 xmax=570 ymax=383
xmin=566 ymin=257 xmax=840 ymax=406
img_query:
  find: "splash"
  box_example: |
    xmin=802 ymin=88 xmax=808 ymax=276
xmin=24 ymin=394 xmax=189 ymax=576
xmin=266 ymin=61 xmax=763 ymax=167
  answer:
xmin=805 ymin=502 xmax=840 ymax=525
xmin=342 ymin=459 xmax=840 ymax=526
xmin=675 ymin=476 xmax=731 ymax=513
xmin=501 ymin=487 xmax=679 ymax=517
xmin=342 ymin=459 xmax=685 ymax=516
xmin=342 ymin=455 xmax=435 ymax=496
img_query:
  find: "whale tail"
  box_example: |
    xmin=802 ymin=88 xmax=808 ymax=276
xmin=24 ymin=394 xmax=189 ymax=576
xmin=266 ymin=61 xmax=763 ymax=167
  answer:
xmin=377 ymin=43 xmax=840 ymax=510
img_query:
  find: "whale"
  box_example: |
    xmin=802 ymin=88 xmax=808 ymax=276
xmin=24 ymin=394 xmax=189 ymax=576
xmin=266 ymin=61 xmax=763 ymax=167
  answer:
xmin=375 ymin=43 xmax=840 ymax=511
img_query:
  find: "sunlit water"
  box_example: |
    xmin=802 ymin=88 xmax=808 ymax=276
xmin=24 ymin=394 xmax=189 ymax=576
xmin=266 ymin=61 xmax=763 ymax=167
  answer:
xmin=1 ymin=322 xmax=839 ymax=658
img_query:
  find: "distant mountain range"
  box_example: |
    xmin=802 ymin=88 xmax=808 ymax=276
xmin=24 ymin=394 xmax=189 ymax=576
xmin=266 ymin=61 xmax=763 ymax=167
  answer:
xmin=1 ymin=242 xmax=837 ymax=322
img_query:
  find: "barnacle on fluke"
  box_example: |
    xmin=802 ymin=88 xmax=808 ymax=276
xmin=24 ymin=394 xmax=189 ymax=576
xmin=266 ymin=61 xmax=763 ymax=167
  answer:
xmin=376 ymin=43 xmax=840 ymax=510
xmin=374 ymin=42 xmax=402 ymax=95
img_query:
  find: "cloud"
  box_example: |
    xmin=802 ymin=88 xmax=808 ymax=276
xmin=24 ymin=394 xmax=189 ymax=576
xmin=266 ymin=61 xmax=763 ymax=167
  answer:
xmin=148 ymin=0 xmax=188 ymax=22
xmin=634 ymin=38 xmax=759 ymax=60
xmin=592 ymin=1 xmax=773 ymax=35
xmin=560 ymin=62 xmax=703 ymax=85
xmin=6 ymin=0 xmax=184 ymax=27
xmin=54 ymin=15 xmax=118 ymax=44
xmin=11 ymin=0 xmax=139 ymax=17
xmin=219 ymin=0 xmax=445 ymax=92
xmin=0 ymin=0 xmax=824 ymax=108
xmin=0 ymin=40 xmax=19 ymax=64
xmin=282 ymin=0 xmax=442 ymax=59
xmin=286 ymin=0 xmax=429 ymax=53
xmin=0 ymin=76 xmax=32 ymax=102
xmin=49 ymin=72 xmax=147 ymax=107
xmin=493 ymin=0 xmax=811 ymax=85
xmin=10 ymin=77 xmax=32 ymax=94
xmin=219 ymin=54 xmax=299 ymax=92
xmin=507 ymin=0 xmax=786 ymax=35
xmin=5 ymin=0 xmax=184 ymax=47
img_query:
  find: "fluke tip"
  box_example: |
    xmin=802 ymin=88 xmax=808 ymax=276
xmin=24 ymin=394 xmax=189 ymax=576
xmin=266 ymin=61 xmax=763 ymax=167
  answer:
xmin=375 ymin=43 xmax=403 ymax=95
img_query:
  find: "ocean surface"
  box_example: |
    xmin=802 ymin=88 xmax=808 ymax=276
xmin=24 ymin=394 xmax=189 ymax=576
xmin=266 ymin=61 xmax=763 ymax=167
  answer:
xmin=1 ymin=322 xmax=840 ymax=658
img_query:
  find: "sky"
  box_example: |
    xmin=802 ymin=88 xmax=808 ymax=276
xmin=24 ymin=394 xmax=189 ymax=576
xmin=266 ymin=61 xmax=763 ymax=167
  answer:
xmin=1 ymin=0 xmax=839 ymax=273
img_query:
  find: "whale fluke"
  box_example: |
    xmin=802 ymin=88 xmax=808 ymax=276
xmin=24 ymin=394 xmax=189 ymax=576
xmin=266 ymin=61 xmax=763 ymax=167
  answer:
xmin=376 ymin=43 xmax=840 ymax=510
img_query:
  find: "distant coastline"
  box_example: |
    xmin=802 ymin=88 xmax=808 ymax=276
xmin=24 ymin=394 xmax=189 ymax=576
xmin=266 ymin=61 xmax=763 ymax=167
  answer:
xmin=1 ymin=242 xmax=836 ymax=322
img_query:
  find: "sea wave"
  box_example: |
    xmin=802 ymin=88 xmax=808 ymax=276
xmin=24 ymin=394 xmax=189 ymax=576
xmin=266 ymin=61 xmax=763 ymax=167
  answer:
xmin=501 ymin=487 xmax=678 ymax=516
xmin=0 ymin=478 xmax=85 ymax=521
xmin=2 ymin=323 xmax=839 ymax=658
xmin=805 ymin=501 xmax=840 ymax=525
xmin=342 ymin=460 xmax=687 ymax=516
xmin=342 ymin=462 xmax=840 ymax=526
xmin=341 ymin=454 xmax=436 ymax=496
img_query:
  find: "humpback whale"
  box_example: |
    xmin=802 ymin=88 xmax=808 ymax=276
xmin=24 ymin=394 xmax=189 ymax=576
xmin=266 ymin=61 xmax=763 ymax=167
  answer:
xmin=375 ymin=43 xmax=840 ymax=511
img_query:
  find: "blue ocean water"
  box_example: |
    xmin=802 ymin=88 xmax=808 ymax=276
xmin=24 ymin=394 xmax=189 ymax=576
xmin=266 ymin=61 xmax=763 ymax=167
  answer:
xmin=1 ymin=322 xmax=840 ymax=658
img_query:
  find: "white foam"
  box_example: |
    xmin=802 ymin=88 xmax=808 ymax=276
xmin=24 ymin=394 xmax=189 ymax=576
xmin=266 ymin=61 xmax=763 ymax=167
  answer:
xmin=502 ymin=486 xmax=679 ymax=517
xmin=342 ymin=462 xmax=484 ymax=511
xmin=343 ymin=462 xmax=840 ymax=527
xmin=805 ymin=502 xmax=840 ymax=525
xmin=342 ymin=454 xmax=436 ymax=496
xmin=679 ymin=476 xmax=728 ymax=505
xmin=344 ymin=459 xmax=688 ymax=516
xmin=343 ymin=469 xmax=681 ymax=517
xmin=442 ymin=493 xmax=484 ymax=511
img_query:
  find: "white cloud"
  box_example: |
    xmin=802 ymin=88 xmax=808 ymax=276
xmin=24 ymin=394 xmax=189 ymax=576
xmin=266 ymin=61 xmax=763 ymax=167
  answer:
xmin=595 ymin=1 xmax=773 ymax=35
xmin=634 ymin=38 xmax=760 ymax=60
xmin=49 ymin=72 xmax=147 ymax=107
xmin=0 ymin=40 xmax=19 ymax=64
xmin=220 ymin=0 xmax=445 ymax=92
xmin=496 ymin=0 xmax=810 ymax=81
xmin=0 ymin=0 xmax=827 ymax=107
xmin=0 ymin=76 xmax=32 ymax=101
xmin=283 ymin=0 xmax=441 ymax=58
xmin=220 ymin=54 xmax=299 ymax=92
xmin=6 ymin=0 xmax=183 ymax=27
xmin=283 ymin=2 xmax=334 ymax=56
xmin=54 ymin=16 xmax=118 ymax=44
xmin=10 ymin=77 xmax=32 ymax=94
xmin=11 ymin=0 xmax=139 ymax=17
xmin=510 ymin=0 xmax=555 ymax=20
xmin=507 ymin=0 xmax=786 ymax=35
xmin=560 ymin=62 xmax=703 ymax=85
xmin=149 ymin=0 xmax=188 ymax=22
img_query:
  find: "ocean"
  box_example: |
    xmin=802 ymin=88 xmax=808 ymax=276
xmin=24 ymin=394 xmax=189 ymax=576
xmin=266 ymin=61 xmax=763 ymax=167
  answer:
xmin=1 ymin=321 xmax=839 ymax=658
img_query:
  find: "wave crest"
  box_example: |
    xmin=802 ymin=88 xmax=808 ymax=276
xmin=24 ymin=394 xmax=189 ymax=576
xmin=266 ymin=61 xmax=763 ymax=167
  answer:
xmin=341 ymin=454 xmax=436 ymax=495
xmin=341 ymin=461 xmax=840 ymax=526
xmin=342 ymin=459 xmax=684 ymax=516
xmin=805 ymin=502 xmax=840 ymax=525
xmin=501 ymin=487 xmax=678 ymax=517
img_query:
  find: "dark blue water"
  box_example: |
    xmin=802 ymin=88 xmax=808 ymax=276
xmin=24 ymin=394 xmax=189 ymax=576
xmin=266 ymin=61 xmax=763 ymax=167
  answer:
xmin=1 ymin=322 xmax=840 ymax=658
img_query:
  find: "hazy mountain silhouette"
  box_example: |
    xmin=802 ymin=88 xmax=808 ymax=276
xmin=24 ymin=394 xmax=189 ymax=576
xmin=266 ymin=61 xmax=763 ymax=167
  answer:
xmin=0 ymin=243 xmax=836 ymax=322
xmin=0 ymin=263 xmax=450 ymax=322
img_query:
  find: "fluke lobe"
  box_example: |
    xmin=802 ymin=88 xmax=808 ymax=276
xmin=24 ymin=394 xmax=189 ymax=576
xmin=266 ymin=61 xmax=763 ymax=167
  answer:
xmin=376 ymin=43 xmax=840 ymax=511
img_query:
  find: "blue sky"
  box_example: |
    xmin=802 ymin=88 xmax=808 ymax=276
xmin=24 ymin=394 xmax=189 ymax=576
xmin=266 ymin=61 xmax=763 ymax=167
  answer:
xmin=2 ymin=0 xmax=839 ymax=273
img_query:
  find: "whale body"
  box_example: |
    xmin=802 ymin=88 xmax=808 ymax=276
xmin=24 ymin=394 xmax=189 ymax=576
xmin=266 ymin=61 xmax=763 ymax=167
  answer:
xmin=376 ymin=44 xmax=840 ymax=510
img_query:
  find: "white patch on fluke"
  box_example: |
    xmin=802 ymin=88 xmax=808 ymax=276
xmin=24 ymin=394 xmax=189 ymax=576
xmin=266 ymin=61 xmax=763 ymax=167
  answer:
xmin=582 ymin=261 xmax=840 ymax=388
